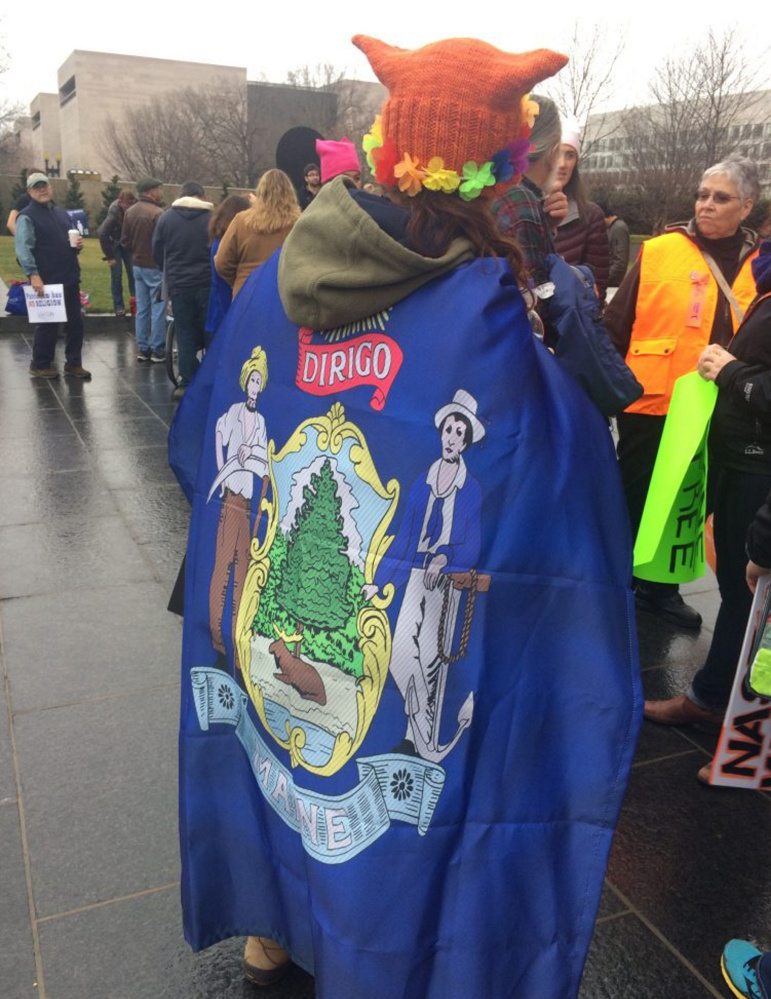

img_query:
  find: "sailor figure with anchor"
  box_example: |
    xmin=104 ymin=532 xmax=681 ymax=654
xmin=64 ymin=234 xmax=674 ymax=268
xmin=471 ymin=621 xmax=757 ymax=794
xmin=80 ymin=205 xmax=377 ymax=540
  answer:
xmin=208 ymin=347 xmax=270 ymax=665
xmin=363 ymin=389 xmax=489 ymax=763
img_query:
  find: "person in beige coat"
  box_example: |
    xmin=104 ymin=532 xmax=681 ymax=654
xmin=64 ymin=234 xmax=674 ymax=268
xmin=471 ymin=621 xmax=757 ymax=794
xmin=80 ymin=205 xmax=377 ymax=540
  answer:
xmin=214 ymin=169 xmax=300 ymax=297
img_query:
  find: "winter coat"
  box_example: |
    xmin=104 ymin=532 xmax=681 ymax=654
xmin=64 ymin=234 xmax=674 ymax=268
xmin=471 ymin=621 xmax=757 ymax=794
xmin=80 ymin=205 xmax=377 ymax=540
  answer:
xmin=98 ymin=199 xmax=130 ymax=259
xmin=152 ymin=196 xmax=213 ymax=295
xmin=214 ymin=211 xmax=295 ymax=298
xmin=554 ymin=202 xmax=610 ymax=301
xmin=710 ymin=293 xmax=771 ymax=474
xmin=121 ymin=196 xmax=163 ymax=269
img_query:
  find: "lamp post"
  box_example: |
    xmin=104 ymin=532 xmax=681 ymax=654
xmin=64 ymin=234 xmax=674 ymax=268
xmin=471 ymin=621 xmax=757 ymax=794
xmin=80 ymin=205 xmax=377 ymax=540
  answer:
xmin=43 ymin=153 xmax=62 ymax=178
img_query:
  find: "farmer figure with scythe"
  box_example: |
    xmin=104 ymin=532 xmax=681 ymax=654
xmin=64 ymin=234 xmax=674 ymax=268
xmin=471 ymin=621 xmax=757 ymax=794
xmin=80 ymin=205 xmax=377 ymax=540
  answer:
xmin=362 ymin=389 xmax=490 ymax=763
xmin=208 ymin=347 xmax=271 ymax=667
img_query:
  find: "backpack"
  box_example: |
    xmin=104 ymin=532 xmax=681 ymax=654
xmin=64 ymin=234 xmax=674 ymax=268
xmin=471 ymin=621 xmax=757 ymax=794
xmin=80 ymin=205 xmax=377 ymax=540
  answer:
xmin=543 ymin=253 xmax=643 ymax=417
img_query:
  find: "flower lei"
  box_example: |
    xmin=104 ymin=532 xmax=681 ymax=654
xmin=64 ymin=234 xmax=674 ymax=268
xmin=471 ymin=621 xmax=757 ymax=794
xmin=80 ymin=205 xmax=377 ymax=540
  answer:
xmin=363 ymin=98 xmax=538 ymax=202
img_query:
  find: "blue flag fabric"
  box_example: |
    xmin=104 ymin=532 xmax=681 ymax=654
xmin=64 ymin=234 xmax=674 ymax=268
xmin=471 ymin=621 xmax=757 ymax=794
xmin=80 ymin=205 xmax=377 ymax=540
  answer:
xmin=170 ymin=251 xmax=641 ymax=999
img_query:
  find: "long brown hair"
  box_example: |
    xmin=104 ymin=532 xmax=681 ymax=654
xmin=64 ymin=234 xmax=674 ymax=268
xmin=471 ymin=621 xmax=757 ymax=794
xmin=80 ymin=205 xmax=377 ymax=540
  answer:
xmin=242 ymin=169 xmax=300 ymax=234
xmin=402 ymin=191 xmax=528 ymax=286
xmin=208 ymin=194 xmax=250 ymax=245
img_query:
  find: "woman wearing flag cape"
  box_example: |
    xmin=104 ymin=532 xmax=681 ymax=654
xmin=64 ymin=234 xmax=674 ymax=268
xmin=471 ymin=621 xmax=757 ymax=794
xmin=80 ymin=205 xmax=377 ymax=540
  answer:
xmin=170 ymin=34 xmax=641 ymax=999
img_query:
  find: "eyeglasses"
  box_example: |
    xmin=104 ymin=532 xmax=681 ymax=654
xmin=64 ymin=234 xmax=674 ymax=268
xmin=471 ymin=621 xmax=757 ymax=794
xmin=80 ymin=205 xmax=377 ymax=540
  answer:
xmin=695 ymin=190 xmax=741 ymax=204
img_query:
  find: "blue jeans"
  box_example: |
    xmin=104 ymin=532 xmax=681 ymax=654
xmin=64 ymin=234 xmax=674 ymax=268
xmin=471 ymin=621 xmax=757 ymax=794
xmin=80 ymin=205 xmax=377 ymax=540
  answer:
xmin=109 ymin=246 xmax=135 ymax=312
xmin=133 ymin=266 xmax=166 ymax=352
xmin=171 ymin=286 xmax=211 ymax=387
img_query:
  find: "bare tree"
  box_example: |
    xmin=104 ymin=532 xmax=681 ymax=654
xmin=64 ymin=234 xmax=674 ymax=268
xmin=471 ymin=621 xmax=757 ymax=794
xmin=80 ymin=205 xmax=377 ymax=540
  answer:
xmin=285 ymin=63 xmax=386 ymax=173
xmin=98 ymin=77 xmax=261 ymax=185
xmin=620 ymin=28 xmax=769 ymax=231
xmin=690 ymin=29 xmax=768 ymax=166
xmin=98 ymin=98 xmax=204 ymax=182
xmin=0 ymin=34 xmax=28 ymax=174
xmin=542 ymin=22 xmax=625 ymax=158
xmin=179 ymin=79 xmax=263 ymax=187
xmin=286 ymin=64 xmax=345 ymax=91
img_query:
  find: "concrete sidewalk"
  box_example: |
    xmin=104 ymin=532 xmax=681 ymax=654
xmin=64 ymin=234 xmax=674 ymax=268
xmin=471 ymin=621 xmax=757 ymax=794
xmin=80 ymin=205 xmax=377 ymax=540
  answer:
xmin=0 ymin=321 xmax=769 ymax=999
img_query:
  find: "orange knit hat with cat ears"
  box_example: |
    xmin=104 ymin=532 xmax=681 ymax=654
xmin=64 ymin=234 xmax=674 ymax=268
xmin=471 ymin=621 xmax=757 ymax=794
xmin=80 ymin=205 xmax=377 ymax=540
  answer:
xmin=353 ymin=35 xmax=567 ymax=202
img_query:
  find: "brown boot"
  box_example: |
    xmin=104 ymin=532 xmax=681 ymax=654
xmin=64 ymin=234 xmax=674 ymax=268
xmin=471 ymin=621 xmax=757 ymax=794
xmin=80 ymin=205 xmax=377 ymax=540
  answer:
xmin=643 ymin=693 xmax=724 ymax=730
xmin=243 ymin=936 xmax=291 ymax=987
xmin=64 ymin=364 xmax=92 ymax=380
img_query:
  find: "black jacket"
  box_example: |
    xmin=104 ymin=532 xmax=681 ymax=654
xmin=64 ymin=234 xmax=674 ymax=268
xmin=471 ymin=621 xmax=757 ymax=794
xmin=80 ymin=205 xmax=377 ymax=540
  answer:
xmin=152 ymin=198 xmax=212 ymax=294
xmin=98 ymin=199 xmax=128 ymax=258
xmin=710 ymin=293 xmax=771 ymax=475
xmin=748 ymin=485 xmax=771 ymax=567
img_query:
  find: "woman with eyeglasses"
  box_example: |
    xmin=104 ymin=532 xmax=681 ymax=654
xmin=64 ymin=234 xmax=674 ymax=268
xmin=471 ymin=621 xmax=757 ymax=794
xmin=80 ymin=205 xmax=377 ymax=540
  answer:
xmin=604 ymin=154 xmax=760 ymax=636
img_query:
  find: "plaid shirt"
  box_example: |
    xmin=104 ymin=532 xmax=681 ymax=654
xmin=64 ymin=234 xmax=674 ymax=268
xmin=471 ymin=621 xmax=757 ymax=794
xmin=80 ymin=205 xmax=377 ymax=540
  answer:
xmin=491 ymin=177 xmax=555 ymax=286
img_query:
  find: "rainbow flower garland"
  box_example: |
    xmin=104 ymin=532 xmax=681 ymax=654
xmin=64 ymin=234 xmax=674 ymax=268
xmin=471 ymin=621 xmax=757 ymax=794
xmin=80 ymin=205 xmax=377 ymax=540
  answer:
xmin=362 ymin=97 xmax=539 ymax=202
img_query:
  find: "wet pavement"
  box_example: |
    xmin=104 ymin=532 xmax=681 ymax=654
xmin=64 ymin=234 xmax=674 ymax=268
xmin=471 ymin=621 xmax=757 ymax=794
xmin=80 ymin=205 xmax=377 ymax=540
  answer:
xmin=1 ymin=319 xmax=770 ymax=999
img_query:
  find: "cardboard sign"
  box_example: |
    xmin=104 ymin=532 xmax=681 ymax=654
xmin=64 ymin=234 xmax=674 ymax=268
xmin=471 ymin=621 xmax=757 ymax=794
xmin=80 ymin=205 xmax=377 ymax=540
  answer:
xmin=634 ymin=372 xmax=718 ymax=583
xmin=708 ymin=574 xmax=771 ymax=790
xmin=23 ymin=284 xmax=67 ymax=323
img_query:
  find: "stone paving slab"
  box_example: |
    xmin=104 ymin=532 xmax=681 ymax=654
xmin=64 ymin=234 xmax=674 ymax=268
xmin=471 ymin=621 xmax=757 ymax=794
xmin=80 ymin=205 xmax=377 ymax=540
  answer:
xmin=0 ymin=468 xmax=119 ymax=529
xmin=607 ymin=752 xmax=771 ymax=992
xmin=0 ymin=515 xmax=156 ymax=600
xmin=0 ymin=804 xmax=38 ymax=999
xmin=14 ymin=685 xmax=179 ymax=918
xmin=579 ymin=912 xmax=718 ymax=998
xmin=36 ymin=887 xmax=315 ymax=999
xmin=3 ymin=581 xmax=182 ymax=713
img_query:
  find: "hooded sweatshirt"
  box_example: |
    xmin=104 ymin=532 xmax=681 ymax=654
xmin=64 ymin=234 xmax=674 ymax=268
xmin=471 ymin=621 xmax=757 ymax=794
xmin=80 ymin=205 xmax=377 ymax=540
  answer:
xmin=152 ymin=195 xmax=214 ymax=295
xmin=278 ymin=177 xmax=474 ymax=331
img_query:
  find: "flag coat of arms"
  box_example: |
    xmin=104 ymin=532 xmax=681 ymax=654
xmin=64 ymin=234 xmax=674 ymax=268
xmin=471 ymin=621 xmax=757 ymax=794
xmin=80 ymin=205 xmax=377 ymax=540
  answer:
xmin=170 ymin=246 xmax=641 ymax=999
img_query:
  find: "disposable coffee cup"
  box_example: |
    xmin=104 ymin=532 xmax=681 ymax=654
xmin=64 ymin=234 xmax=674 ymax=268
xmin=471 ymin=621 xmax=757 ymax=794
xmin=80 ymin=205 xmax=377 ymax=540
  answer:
xmin=68 ymin=229 xmax=80 ymax=247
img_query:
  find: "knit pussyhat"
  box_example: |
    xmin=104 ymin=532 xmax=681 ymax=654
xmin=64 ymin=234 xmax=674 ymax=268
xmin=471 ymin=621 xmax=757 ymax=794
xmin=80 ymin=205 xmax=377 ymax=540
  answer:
xmin=353 ymin=35 xmax=567 ymax=202
xmin=316 ymin=138 xmax=361 ymax=184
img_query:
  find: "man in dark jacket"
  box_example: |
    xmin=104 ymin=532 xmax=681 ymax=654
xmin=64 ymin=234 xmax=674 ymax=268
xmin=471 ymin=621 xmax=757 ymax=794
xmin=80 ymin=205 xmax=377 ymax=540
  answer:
xmin=597 ymin=201 xmax=631 ymax=294
xmin=152 ymin=180 xmax=213 ymax=399
xmin=13 ymin=172 xmax=90 ymax=379
xmin=122 ymin=178 xmax=165 ymax=362
xmin=97 ymin=189 xmax=137 ymax=317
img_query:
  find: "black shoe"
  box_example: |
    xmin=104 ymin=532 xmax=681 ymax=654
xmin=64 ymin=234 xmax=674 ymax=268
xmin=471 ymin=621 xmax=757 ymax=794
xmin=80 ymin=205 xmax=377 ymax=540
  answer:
xmin=635 ymin=588 xmax=702 ymax=629
xmin=150 ymin=348 xmax=166 ymax=363
xmin=137 ymin=348 xmax=152 ymax=362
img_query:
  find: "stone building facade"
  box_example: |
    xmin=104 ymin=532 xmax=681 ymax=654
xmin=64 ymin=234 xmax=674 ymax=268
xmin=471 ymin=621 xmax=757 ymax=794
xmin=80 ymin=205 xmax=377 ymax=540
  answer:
xmin=15 ymin=50 xmax=386 ymax=189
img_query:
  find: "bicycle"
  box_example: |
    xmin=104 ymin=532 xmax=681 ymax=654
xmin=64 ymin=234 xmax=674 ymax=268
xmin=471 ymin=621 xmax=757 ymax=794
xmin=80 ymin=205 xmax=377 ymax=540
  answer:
xmin=165 ymin=313 xmax=179 ymax=386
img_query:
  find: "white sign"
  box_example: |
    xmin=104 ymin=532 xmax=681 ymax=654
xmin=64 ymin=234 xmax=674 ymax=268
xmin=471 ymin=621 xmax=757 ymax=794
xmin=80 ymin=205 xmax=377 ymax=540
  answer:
xmin=23 ymin=284 xmax=67 ymax=323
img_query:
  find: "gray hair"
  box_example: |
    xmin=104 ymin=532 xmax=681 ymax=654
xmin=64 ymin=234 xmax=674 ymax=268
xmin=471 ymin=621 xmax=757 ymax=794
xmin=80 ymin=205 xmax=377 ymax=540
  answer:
xmin=528 ymin=93 xmax=562 ymax=166
xmin=702 ymin=155 xmax=759 ymax=203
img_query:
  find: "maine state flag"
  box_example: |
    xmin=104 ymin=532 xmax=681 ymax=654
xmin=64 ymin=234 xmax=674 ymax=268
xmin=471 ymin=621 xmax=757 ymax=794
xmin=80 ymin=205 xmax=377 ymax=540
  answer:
xmin=170 ymin=249 xmax=641 ymax=999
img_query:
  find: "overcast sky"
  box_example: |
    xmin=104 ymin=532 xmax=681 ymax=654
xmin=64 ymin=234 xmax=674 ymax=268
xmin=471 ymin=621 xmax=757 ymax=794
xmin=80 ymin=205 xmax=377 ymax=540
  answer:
xmin=2 ymin=4 xmax=768 ymax=116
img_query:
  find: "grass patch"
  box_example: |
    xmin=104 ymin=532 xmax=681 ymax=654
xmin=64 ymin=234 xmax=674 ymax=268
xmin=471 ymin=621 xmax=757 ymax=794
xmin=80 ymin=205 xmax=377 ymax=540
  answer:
xmin=0 ymin=235 xmax=119 ymax=313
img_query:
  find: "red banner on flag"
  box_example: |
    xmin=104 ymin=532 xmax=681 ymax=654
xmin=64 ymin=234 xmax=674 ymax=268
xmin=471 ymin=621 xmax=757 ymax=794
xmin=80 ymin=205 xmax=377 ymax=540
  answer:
xmin=296 ymin=328 xmax=403 ymax=411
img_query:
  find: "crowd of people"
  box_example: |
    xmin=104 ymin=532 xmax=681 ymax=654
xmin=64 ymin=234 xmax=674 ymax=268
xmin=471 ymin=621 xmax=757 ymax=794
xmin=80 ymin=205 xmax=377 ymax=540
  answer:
xmin=8 ymin=31 xmax=771 ymax=999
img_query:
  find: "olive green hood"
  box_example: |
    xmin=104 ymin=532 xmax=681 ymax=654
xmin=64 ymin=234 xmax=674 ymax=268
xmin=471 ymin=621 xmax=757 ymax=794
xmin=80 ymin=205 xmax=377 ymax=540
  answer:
xmin=278 ymin=177 xmax=474 ymax=330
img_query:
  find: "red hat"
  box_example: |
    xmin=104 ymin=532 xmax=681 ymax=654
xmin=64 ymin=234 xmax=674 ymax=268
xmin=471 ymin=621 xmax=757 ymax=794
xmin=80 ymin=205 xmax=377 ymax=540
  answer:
xmin=316 ymin=137 xmax=361 ymax=184
xmin=352 ymin=35 xmax=567 ymax=201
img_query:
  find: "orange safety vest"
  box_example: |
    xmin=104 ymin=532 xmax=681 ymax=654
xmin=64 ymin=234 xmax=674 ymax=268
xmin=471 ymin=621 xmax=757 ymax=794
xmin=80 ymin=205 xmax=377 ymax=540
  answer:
xmin=625 ymin=232 xmax=758 ymax=415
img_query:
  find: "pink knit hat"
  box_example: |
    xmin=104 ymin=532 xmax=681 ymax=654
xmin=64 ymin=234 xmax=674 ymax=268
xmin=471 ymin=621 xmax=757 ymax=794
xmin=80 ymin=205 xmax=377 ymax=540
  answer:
xmin=316 ymin=137 xmax=361 ymax=183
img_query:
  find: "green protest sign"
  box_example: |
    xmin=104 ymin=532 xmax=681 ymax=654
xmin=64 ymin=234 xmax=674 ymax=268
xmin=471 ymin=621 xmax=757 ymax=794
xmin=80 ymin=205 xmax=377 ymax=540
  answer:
xmin=633 ymin=372 xmax=718 ymax=583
